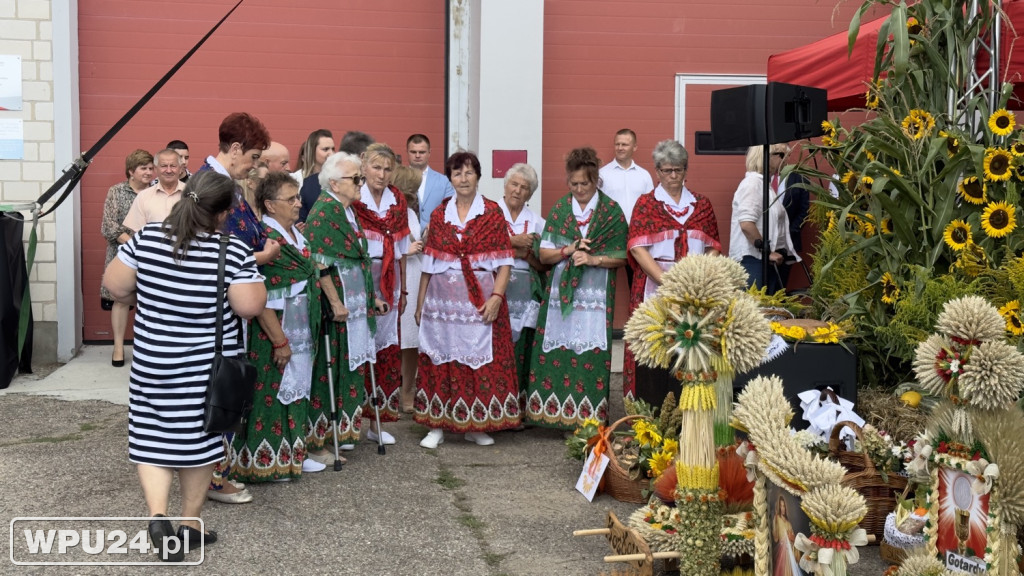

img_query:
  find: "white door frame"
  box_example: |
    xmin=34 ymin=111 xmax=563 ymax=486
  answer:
xmin=674 ymin=73 xmax=767 ymax=147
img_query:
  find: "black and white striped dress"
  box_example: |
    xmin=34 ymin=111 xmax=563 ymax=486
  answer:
xmin=119 ymin=224 xmax=263 ymax=468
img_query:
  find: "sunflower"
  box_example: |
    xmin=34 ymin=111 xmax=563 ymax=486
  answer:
xmin=661 ymin=438 xmax=678 ymax=455
xmin=958 ymin=176 xmax=987 ymax=204
xmin=981 ymin=201 xmax=1017 ymax=238
xmin=859 ymin=214 xmax=876 ymax=237
xmin=881 ymin=217 xmax=894 ymax=235
xmin=880 ymin=272 xmax=900 ymax=304
xmin=901 ymin=114 xmax=925 ymax=140
xmin=841 ymin=171 xmax=859 ymax=196
xmin=984 ymin=148 xmax=1013 ymax=181
xmin=844 ymin=213 xmax=861 ymax=233
xmin=821 ymin=120 xmax=838 ymax=146
xmin=648 ymin=450 xmax=675 ymax=478
xmin=864 ymin=80 xmax=882 ymax=110
xmin=998 ymin=301 xmax=1024 ymax=335
xmin=989 ymin=109 xmax=1016 ymax=137
xmin=939 ymin=130 xmax=961 ymax=157
xmin=857 ymin=175 xmax=874 ymax=196
xmin=901 ymin=109 xmax=935 ymax=140
xmin=907 ymin=16 xmax=923 ymax=36
xmin=633 ymin=420 xmax=662 ymax=447
xmin=1012 ymin=141 xmax=1024 ymax=157
xmin=943 ymin=219 xmax=972 ymax=250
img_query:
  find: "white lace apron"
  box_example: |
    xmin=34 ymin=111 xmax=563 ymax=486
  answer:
xmin=542 ymin=262 xmax=609 ymax=353
xmin=371 ymin=259 xmax=400 ymax=352
xmin=419 ymin=269 xmax=495 ymax=368
xmin=643 ymin=260 xmax=676 ymax=301
xmin=277 ymin=293 xmax=314 ymax=405
xmin=506 ymin=268 xmax=540 ymax=343
xmin=336 ymin=263 xmax=376 ymax=371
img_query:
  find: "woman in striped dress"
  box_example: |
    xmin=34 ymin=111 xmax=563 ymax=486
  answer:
xmin=103 ymin=170 xmax=266 ymax=559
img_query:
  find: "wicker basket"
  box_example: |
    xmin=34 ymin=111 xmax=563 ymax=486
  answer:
xmin=880 ymin=540 xmax=908 ymax=565
xmin=828 ymin=420 xmax=908 ymax=541
xmin=598 ymin=415 xmax=648 ymax=504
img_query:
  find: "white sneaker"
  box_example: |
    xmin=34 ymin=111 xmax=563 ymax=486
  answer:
xmin=301 ymin=458 xmax=326 ymax=473
xmin=464 ymin=432 xmax=495 ymax=446
xmin=419 ymin=428 xmax=444 ymax=449
xmin=339 ymin=444 xmax=355 ymax=451
xmin=367 ymin=429 xmax=396 ymax=445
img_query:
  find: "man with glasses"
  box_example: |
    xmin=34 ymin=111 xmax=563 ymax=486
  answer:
xmin=598 ymin=128 xmax=654 ymax=223
xmin=406 ymin=133 xmax=454 ymax=229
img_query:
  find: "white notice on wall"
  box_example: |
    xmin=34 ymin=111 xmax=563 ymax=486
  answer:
xmin=0 ymin=119 xmax=24 ymax=160
xmin=0 ymin=55 xmax=23 ymax=111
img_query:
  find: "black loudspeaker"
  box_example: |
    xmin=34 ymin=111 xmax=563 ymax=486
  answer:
xmin=710 ymin=82 xmax=828 ymax=148
xmin=766 ymin=82 xmax=828 ymax=143
xmin=710 ymin=85 xmax=766 ymax=149
xmin=732 ymin=343 xmax=858 ymax=430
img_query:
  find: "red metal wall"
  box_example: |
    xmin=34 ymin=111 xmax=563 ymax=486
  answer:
xmin=79 ymin=0 xmax=447 ymax=341
xmin=542 ymin=0 xmax=871 ymax=322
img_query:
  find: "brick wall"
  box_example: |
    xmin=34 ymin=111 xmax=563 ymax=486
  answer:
xmin=0 ymin=0 xmax=58 ymax=359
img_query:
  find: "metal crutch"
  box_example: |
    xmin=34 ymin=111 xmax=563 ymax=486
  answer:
xmin=366 ymin=299 xmax=389 ymax=456
xmin=321 ymin=293 xmax=343 ymax=471
xmin=367 ymin=360 xmax=386 ymax=455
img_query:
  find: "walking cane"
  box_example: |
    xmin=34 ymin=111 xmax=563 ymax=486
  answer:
xmin=321 ymin=293 xmax=343 ymax=471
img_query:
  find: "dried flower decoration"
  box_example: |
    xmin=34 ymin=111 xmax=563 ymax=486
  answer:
xmin=958 ymin=341 xmax=1024 ymax=410
xmin=934 ymin=295 xmax=1005 ymax=344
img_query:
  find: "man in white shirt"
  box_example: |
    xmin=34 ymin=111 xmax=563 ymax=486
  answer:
xmin=406 ymin=133 xmax=455 ymax=229
xmin=598 ymin=128 xmax=654 ymax=223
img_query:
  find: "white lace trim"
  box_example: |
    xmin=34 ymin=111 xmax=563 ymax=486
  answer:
xmin=507 ymin=268 xmax=539 ymax=342
xmin=541 ymin=262 xmax=608 ymax=353
xmin=277 ymin=294 xmax=314 ymax=405
xmin=336 ymin=263 xmax=375 ymax=370
xmin=419 ymin=270 xmax=494 ymax=368
xmin=370 ymin=259 xmax=400 ymax=352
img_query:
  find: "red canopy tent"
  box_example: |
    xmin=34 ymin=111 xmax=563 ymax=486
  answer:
xmin=767 ymin=2 xmax=1024 ymax=111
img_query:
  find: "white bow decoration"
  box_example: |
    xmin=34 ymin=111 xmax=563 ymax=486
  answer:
xmin=794 ymin=529 xmax=868 ymax=576
xmin=736 ymin=441 xmax=759 ymax=482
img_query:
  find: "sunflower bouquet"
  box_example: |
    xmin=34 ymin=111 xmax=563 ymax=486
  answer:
xmin=564 ymin=394 xmax=682 ymax=485
xmin=796 ymin=0 xmax=1024 ymax=387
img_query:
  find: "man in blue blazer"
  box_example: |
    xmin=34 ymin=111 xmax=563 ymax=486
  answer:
xmin=407 ymin=134 xmax=455 ymax=230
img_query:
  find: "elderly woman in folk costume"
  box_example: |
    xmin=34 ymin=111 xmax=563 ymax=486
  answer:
xmin=414 ymin=151 xmax=521 ymax=448
xmin=304 ymin=152 xmax=387 ymax=459
xmin=231 ymin=172 xmax=327 ymax=481
xmin=497 ymin=163 xmax=548 ymax=408
xmin=525 ymin=147 xmax=628 ymax=430
xmin=353 ymin=143 xmax=411 ymax=445
xmin=622 ymin=140 xmax=721 ymax=401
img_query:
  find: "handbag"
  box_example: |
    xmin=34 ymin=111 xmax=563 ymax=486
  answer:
xmin=202 ymin=234 xmax=257 ymax=434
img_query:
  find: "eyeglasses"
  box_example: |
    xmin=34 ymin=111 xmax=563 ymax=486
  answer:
xmin=336 ymin=174 xmax=366 ymax=186
xmin=771 ymin=152 xmax=786 ymax=159
xmin=274 ymin=194 xmax=302 ymax=205
xmin=659 ymin=168 xmax=685 ymax=176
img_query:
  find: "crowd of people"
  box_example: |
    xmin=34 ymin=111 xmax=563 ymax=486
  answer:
xmin=99 ymin=112 xmax=808 ymax=559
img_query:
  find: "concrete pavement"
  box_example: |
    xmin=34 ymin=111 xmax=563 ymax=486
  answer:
xmin=0 ymin=344 xmax=889 ymax=575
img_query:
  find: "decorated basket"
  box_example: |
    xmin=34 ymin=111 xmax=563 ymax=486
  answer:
xmin=598 ymin=415 xmax=648 ymax=504
xmin=828 ymin=420 xmax=908 ymax=540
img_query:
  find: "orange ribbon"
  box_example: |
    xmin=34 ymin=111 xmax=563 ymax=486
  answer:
xmin=586 ymin=426 xmax=610 ymax=476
